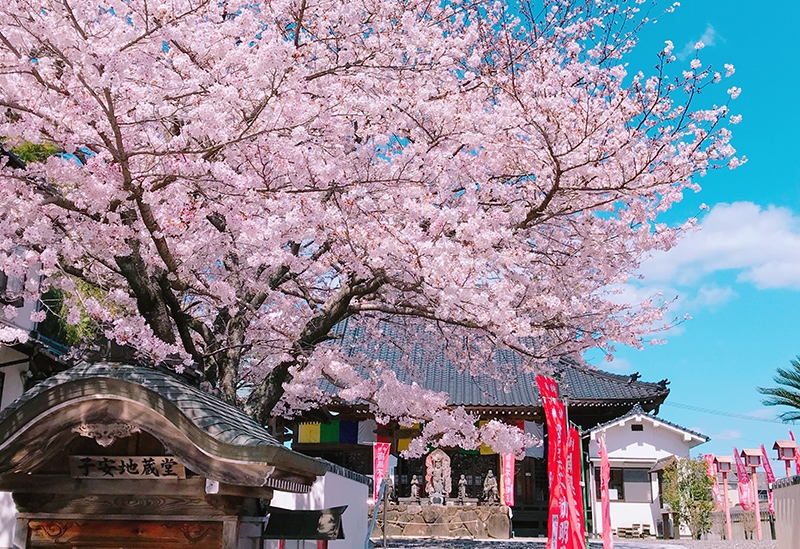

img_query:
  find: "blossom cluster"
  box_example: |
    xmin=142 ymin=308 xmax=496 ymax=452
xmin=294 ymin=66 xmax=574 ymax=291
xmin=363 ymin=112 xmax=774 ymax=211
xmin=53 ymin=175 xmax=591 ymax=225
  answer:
xmin=0 ymin=0 xmax=740 ymax=447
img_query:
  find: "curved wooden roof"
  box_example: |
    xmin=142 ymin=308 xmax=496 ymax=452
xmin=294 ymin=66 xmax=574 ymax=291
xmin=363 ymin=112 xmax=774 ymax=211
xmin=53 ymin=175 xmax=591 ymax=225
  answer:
xmin=0 ymin=362 xmax=326 ymax=490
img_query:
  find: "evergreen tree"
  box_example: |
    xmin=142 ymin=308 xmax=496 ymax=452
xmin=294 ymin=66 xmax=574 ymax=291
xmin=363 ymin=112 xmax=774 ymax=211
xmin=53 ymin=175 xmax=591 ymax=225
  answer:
xmin=662 ymin=457 xmax=715 ymax=540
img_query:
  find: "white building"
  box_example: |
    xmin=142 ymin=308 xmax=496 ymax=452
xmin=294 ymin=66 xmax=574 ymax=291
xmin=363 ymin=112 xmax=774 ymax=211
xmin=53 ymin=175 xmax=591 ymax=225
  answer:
xmin=585 ymin=403 xmax=709 ymax=538
xmin=266 ymin=464 xmax=369 ymax=549
xmin=0 ymin=270 xmax=38 ymax=549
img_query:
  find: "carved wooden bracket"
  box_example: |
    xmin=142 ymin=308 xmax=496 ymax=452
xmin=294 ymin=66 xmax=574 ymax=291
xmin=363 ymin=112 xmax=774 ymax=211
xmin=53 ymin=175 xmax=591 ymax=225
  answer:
xmin=72 ymin=423 xmax=141 ymax=447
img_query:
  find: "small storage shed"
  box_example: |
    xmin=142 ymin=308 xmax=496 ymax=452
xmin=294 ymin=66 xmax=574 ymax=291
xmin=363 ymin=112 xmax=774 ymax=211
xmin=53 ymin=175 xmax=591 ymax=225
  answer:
xmin=585 ymin=404 xmax=709 ymax=538
xmin=0 ymin=361 xmax=329 ymax=549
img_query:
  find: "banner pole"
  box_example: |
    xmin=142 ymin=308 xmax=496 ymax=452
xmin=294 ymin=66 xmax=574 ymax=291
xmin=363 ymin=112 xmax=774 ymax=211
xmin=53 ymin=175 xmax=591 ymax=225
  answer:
xmin=580 ymin=431 xmax=590 ymax=545
xmin=365 ymin=480 xmax=386 ymax=549
xmin=383 ymin=474 xmax=388 ymax=548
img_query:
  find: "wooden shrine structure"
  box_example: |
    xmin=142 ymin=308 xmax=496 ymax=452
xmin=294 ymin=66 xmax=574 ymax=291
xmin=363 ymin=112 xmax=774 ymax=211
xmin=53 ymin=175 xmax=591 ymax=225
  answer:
xmin=290 ymin=321 xmax=671 ymax=537
xmin=0 ymin=361 xmax=332 ymax=549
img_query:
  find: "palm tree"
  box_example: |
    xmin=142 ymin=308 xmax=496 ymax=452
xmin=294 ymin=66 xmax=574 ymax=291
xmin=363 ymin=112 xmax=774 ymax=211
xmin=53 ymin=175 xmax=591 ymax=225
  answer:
xmin=758 ymin=357 xmax=800 ymax=421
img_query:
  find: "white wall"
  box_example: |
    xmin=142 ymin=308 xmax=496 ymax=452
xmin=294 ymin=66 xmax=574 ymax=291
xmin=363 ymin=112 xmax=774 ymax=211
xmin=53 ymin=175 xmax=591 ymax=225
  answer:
xmin=773 ymin=480 xmax=800 ymax=549
xmin=0 ymin=261 xmax=39 ymax=337
xmin=0 ymin=349 xmax=28 ymax=549
xmin=260 ymin=471 xmax=369 ymax=549
xmin=0 ymin=349 xmax=27 ymax=409
xmin=588 ymin=418 xmax=696 ymax=465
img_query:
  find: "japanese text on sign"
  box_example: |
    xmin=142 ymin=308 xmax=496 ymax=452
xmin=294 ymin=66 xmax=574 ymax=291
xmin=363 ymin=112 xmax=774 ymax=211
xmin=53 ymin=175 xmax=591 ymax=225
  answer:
xmin=69 ymin=456 xmax=186 ymax=479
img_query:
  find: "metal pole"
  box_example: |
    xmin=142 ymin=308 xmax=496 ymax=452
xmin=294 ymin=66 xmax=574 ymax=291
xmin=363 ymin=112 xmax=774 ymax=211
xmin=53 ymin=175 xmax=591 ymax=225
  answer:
xmin=579 ymin=431 xmax=590 ymax=544
xmin=365 ymin=480 xmax=386 ymax=549
xmin=383 ymin=474 xmax=388 ymax=548
xmin=769 ymin=509 xmax=776 ymax=540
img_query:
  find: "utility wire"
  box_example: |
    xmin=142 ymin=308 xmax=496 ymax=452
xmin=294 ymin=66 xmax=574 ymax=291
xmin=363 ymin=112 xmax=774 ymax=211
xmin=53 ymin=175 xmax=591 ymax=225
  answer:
xmin=662 ymin=401 xmax=796 ymax=425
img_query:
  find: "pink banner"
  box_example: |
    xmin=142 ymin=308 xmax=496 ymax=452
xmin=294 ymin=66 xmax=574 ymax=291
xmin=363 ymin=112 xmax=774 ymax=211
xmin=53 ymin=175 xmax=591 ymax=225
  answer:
xmin=761 ymin=444 xmax=775 ymax=514
xmin=373 ymin=442 xmax=391 ymax=500
xmin=501 ymin=453 xmax=515 ymax=506
xmin=598 ymin=432 xmax=613 ymax=549
xmin=733 ymin=447 xmax=752 ymax=511
xmin=703 ymin=454 xmax=721 ymax=510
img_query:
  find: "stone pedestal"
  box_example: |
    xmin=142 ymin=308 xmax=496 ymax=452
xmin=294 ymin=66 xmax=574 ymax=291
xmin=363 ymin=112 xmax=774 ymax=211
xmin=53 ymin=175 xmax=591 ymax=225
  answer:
xmin=368 ymin=502 xmax=511 ymax=539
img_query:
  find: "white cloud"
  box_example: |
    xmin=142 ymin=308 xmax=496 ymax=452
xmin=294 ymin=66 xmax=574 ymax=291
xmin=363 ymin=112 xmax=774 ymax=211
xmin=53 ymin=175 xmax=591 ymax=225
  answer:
xmin=639 ymin=202 xmax=800 ymax=290
xmin=602 ymin=356 xmax=633 ymax=374
xmin=746 ymin=408 xmax=778 ymax=420
xmin=710 ymin=429 xmax=742 ymax=441
xmin=677 ymin=24 xmax=717 ymax=61
xmin=683 ymin=284 xmax=737 ymax=309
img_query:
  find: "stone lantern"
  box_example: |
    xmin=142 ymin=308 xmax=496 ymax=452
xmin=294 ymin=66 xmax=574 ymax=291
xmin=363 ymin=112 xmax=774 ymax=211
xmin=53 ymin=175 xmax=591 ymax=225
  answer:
xmin=773 ymin=440 xmax=798 ymax=477
xmin=714 ymin=456 xmax=733 ymax=541
xmin=741 ymin=449 xmax=763 ymax=541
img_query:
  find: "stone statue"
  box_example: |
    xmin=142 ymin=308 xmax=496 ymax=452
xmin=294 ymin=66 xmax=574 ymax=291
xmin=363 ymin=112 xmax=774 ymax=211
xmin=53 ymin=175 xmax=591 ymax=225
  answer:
xmin=457 ymin=474 xmax=467 ymax=503
xmin=386 ymin=474 xmax=396 ymax=502
xmin=410 ymin=475 xmax=420 ymax=502
xmin=424 ymin=448 xmax=452 ymax=500
xmin=483 ymin=469 xmax=498 ymax=504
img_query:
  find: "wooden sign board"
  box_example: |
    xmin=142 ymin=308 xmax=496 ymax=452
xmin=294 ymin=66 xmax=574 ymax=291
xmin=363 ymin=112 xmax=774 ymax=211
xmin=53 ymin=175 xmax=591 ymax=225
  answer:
xmin=69 ymin=456 xmax=186 ymax=479
xmin=29 ymin=520 xmax=221 ymax=548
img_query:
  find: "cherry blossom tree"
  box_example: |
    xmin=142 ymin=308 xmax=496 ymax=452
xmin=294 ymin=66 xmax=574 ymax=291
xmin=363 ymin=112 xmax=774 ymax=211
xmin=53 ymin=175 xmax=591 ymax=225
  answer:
xmin=0 ymin=0 xmax=740 ymax=453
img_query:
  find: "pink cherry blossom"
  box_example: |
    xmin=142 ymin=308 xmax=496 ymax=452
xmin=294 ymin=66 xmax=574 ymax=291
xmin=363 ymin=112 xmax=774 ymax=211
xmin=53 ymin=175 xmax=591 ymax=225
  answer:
xmin=0 ymin=326 xmax=28 ymax=344
xmin=0 ymin=0 xmax=741 ymax=447
xmin=29 ymin=309 xmax=47 ymax=323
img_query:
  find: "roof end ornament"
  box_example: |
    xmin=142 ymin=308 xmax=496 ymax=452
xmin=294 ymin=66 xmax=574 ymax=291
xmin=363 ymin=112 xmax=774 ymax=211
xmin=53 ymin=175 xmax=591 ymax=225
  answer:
xmin=72 ymin=422 xmax=141 ymax=447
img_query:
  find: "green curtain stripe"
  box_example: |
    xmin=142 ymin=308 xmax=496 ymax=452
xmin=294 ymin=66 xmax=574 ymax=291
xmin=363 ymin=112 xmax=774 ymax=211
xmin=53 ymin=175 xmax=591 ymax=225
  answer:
xmin=320 ymin=419 xmax=340 ymax=443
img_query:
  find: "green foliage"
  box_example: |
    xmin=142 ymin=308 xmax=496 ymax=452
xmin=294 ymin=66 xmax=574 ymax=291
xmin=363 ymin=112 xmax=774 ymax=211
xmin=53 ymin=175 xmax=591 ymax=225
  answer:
xmin=36 ymin=289 xmax=70 ymax=346
xmin=758 ymin=357 xmax=800 ymax=421
xmin=753 ymin=355 xmax=800 ymax=547
xmin=37 ymin=282 xmax=106 ymax=347
xmin=11 ymin=141 xmax=59 ymax=163
xmin=662 ymin=457 xmax=715 ymax=540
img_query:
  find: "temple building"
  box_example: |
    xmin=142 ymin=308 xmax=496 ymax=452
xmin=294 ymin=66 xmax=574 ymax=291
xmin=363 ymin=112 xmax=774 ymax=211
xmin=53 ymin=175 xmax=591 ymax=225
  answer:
xmin=1 ymin=281 xmax=673 ymax=540
xmin=290 ymin=326 xmax=671 ymax=537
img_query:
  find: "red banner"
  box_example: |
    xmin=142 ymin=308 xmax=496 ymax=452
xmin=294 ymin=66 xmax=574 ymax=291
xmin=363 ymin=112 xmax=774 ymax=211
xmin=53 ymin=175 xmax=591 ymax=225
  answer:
xmin=761 ymin=444 xmax=775 ymax=514
xmin=733 ymin=447 xmax=752 ymax=511
xmin=500 ymin=453 xmax=515 ymax=506
xmin=598 ymin=432 xmax=614 ymax=549
xmin=536 ymin=375 xmax=586 ymax=549
xmin=373 ymin=442 xmax=391 ymax=500
xmin=569 ymin=426 xmax=586 ymax=543
xmin=537 ymin=375 xmax=566 ymax=549
xmin=703 ymin=454 xmax=721 ymax=510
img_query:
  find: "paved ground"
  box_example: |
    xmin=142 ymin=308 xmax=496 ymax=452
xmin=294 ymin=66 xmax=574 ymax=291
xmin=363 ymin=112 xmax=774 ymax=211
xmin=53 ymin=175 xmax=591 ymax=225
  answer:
xmin=371 ymin=539 xmax=779 ymax=549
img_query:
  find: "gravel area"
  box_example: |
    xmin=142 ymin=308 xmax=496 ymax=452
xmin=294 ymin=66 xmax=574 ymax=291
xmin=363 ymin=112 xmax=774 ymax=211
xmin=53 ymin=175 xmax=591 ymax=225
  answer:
xmin=371 ymin=538 xmax=779 ymax=549
xmin=623 ymin=542 xmax=778 ymax=549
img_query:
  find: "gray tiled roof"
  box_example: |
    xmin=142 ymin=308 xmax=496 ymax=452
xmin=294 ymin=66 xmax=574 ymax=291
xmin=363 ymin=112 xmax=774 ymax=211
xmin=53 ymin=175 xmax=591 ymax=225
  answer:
xmin=587 ymin=403 xmax=709 ymax=441
xmin=0 ymin=361 xmax=280 ymax=448
xmin=330 ymin=320 xmax=668 ymax=408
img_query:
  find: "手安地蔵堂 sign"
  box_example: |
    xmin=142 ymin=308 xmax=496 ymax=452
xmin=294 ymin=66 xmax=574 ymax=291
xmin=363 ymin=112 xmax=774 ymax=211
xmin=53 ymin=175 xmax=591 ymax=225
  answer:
xmin=68 ymin=456 xmax=186 ymax=479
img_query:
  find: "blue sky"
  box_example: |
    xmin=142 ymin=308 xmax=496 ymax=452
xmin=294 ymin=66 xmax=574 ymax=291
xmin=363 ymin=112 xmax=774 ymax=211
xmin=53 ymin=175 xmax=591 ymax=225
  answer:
xmin=584 ymin=0 xmax=800 ymax=469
